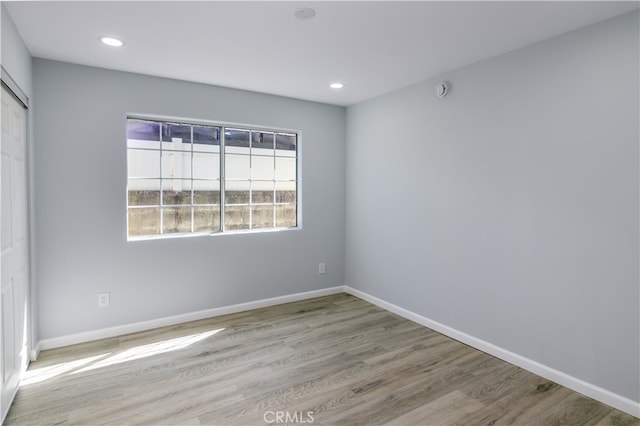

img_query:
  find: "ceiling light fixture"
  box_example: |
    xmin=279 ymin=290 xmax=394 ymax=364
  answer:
xmin=294 ymin=7 xmax=316 ymax=20
xmin=329 ymin=82 xmax=345 ymax=89
xmin=100 ymin=37 xmax=124 ymax=47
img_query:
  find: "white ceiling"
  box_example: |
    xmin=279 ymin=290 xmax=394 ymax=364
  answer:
xmin=5 ymin=1 xmax=639 ymax=106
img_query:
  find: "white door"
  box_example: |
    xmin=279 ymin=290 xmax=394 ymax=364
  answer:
xmin=1 ymin=84 xmax=29 ymax=421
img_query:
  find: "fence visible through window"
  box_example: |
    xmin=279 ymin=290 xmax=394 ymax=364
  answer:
xmin=126 ymin=118 xmax=298 ymax=239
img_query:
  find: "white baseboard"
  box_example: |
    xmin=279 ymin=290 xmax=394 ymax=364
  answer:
xmin=29 ymin=341 xmax=41 ymax=361
xmin=34 ymin=284 xmax=639 ymax=418
xmin=38 ymin=286 xmax=346 ymax=351
xmin=344 ymin=286 xmax=640 ymax=418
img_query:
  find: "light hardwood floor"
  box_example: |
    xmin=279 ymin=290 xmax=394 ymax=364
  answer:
xmin=5 ymin=294 xmax=639 ymax=425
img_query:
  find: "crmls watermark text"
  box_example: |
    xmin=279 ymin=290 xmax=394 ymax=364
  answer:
xmin=263 ymin=410 xmax=314 ymax=424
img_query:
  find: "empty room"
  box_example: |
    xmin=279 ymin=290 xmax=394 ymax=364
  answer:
xmin=1 ymin=1 xmax=639 ymax=425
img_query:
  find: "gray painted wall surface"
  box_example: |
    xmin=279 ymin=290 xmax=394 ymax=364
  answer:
xmin=33 ymin=59 xmax=345 ymax=340
xmin=1 ymin=4 xmax=37 ymax=348
xmin=1 ymin=4 xmax=32 ymax=96
xmin=346 ymin=11 xmax=639 ymax=401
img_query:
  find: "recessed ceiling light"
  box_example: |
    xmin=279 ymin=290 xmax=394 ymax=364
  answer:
xmin=294 ymin=7 xmax=316 ymax=20
xmin=329 ymin=82 xmax=345 ymax=89
xmin=100 ymin=37 xmax=124 ymax=47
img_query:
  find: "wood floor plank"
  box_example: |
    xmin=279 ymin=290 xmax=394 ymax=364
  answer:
xmin=4 ymin=293 xmax=636 ymax=425
xmin=384 ymin=390 xmax=485 ymax=425
xmin=455 ymin=370 xmax=573 ymax=425
xmin=596 ymin=410 xmax=640 ymax=426
xmin=526 ymin=392 xmax=616 ymax=425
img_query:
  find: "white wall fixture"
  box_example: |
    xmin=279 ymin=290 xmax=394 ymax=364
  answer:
xmin=434 ymin=81 xmax=449 ymax=98
xmin=97 ymin=293 xmax=110 ymax=308
xmin=100 ymin=36 xmax=123 ymax=47
xmin=294 ymin=7 xmax=315 ymax=20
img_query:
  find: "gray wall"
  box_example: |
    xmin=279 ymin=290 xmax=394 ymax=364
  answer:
xmin=33 ymin=59 xmax=345 ymax=340
xmin=1 ymin=4 xmax=37 ymax=349
xmin=1 ymin=4 xmax=31 ymax=95
xmin=346 ymin=10 xmax=639 ymax=402
xmin=16 ymin=4 xmax=640 ymax=406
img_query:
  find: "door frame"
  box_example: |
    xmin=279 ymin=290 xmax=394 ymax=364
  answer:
xmin=1 ymin=66 xmax=32 ymax=423
xmin=0 ymin=69 xmax=36 ymax=363
xmin=1 ymin=68 xmax=28 ymax=108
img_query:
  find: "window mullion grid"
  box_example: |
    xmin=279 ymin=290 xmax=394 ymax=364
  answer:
xmin=158 ymin=122 xmax=164 ymax=234
xmin=272 ymin=149 xmax=276 ymax=227
xmin=190 ymin=125 xmax=195 ymax=233
xmin=249 ymin=131 xmax=254 ymax=230
xmin=220 ymin=127 xmax=226 ymax=232
xmin=127 ymin=119 xmax=295 ymax=238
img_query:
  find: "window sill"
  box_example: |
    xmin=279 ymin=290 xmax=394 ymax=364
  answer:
xmin=127 ymin=226 xmax=300 ymax=242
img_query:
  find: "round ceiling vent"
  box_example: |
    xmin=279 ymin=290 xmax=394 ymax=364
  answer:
xmin=294 ymin=7 xmax=316 ymax=20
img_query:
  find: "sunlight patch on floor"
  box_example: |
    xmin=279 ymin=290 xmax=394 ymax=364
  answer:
xmin=73 ymin=328 xmax=225 ymax=374
xmin=20 ymin=328 xmax=224 ymax=386
xmin=21 ymin=354 xmax=110 ymax=386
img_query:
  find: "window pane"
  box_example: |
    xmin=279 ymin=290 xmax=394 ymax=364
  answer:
xmin=225 ymin=154 xmax=250 ymax=180
xmin=162 ymin=151 xmax=191 ymax=179
xmin=127 ymin=117 xmax=298 ymax=238
xmin=193 ymin=125 xmax=220 ymax=146
xmin=128 ymin=179 xmax=160 ymax=206
xmin=194 ymin=206 xmax=220 ymax=232
xmin=252 ymin=205 xmax=274 ymax=229
xmin=275 ymin=157 xmax=296 ymax=181
xmin=193 ymin=180 xmax=220 ymax=205
xmin=252 ymin=131 xmax=274 ymax=151
xmin=225 ymin=205 xmax=250 ymax=230
xmin=127 ymin=120 xmax=160 ymax=141
xmin=193 ymin=153 xmax=219 ymax=179
xmin=275 ymin=181 xmax=296 ymax=203
xmin=276 ymin=133 xmax=296 ymax=151
xmin=225 ymin=128 xmax=250 ymax=148
xmin=163 ymin=207 xmax=192 ymax=234
xmin=162 ymin=123 xmax=192 ymax=143
xmin=225 ymin=180 xmax=250 ymax=205
xmin=275 ymin=205 xmax=296 ymax=228
xmin=252 ymin=156 xmax=274 ymax=180
xmin=162 ymin=180 xmax=191 ymax=205
xmin=252 ymin=181 xmax=274 ymax=204
xmin=128 ymin=149 xmax=160 ymax=178
xmin=128 ymin=207 xmax=160 ymax=236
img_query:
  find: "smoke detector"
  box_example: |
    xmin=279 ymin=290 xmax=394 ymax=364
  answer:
xmin=434 ymin=82 xmax=450 ymax=98
xmin=294 ymin=7 xmax=316 ymax=20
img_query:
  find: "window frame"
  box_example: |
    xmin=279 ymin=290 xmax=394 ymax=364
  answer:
xmin=126 ymin=114 xmax=301 ymax=241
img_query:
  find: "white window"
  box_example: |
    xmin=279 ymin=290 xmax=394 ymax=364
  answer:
xmin=126 ymin=118 xmax=298 ymax=239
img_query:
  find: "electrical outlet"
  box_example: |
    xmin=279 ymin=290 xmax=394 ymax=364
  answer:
xmin=318 ymin=263 xmax=326 ymax=274
xmin=98 ymin=292 xmax=110 ymax=308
